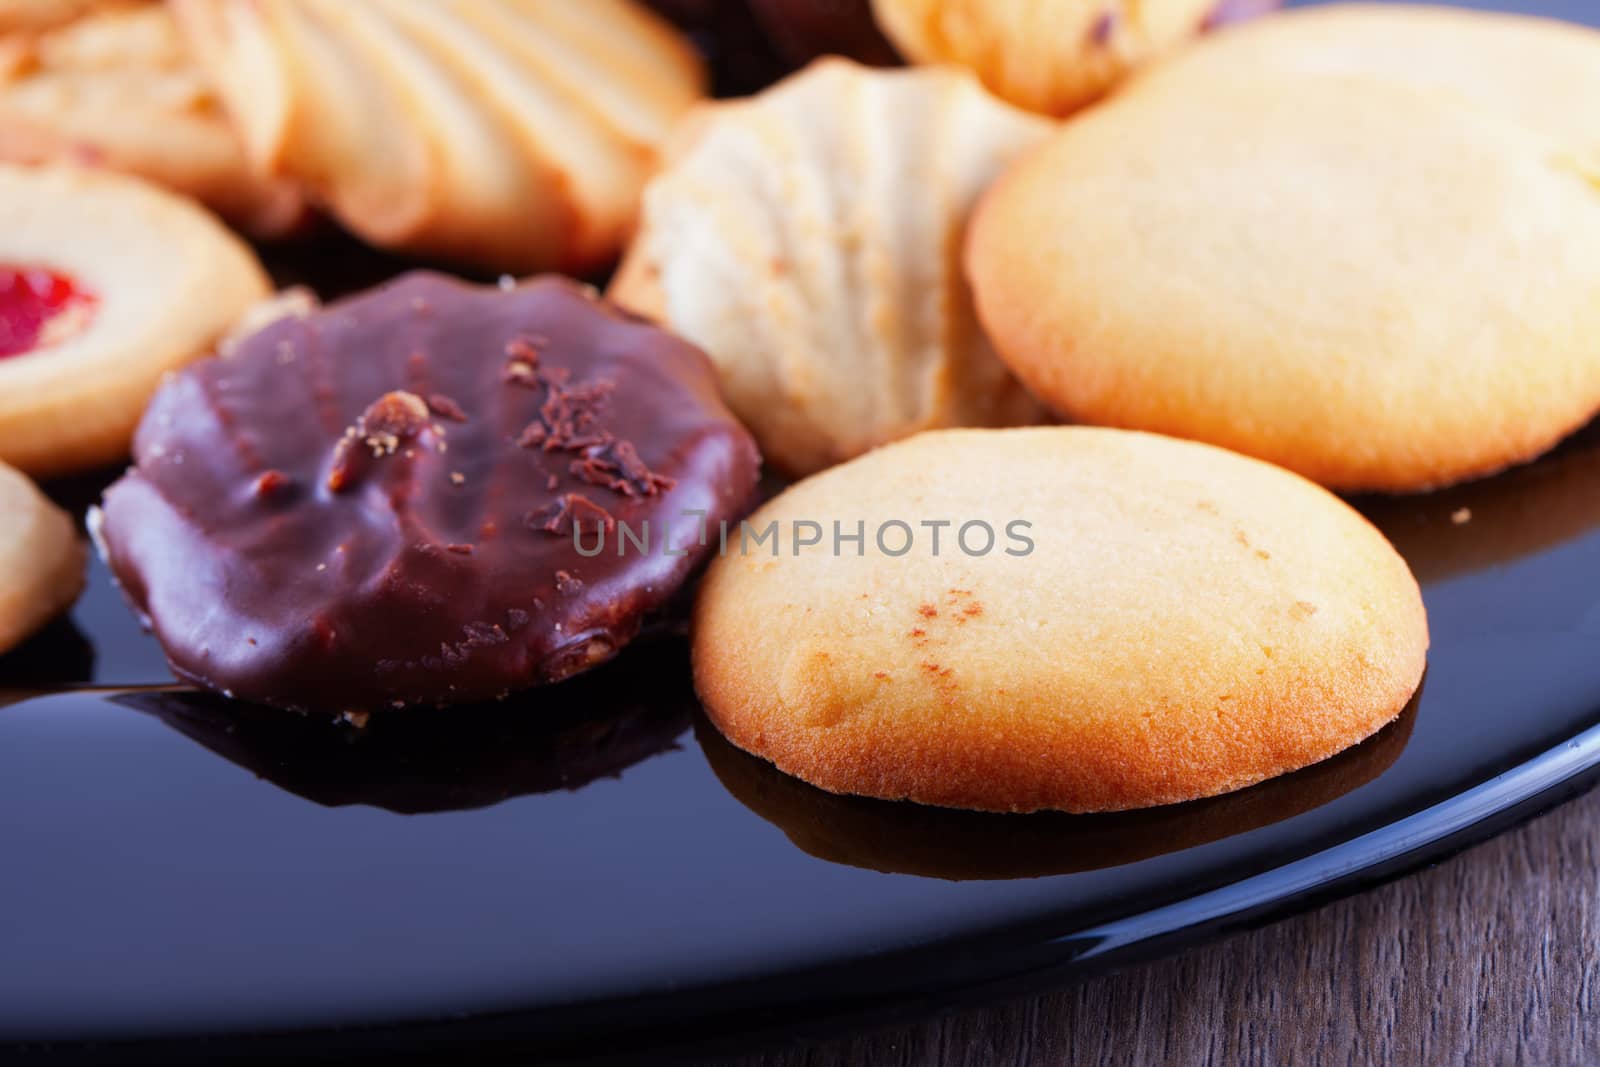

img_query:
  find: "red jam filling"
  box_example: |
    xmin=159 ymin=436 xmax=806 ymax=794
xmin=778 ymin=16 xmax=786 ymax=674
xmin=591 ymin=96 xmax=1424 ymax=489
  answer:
xmin=0 ymin=266 xmax=98 ymax=360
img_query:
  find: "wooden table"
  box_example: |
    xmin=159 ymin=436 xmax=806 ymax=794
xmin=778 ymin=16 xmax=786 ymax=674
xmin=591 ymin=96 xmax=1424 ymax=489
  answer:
xmin=731 ymin=786 xmax=1600 ymax=1065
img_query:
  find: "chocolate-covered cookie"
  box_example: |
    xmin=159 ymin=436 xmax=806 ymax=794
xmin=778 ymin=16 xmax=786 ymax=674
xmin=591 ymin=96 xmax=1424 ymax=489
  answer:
xmin=98 ymin=272 xmax=761 ymax=715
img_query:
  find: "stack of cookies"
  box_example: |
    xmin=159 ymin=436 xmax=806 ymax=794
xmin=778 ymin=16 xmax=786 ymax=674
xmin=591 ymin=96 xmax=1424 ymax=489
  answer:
xmin=4 ymin=1 xmax=1598 ymax=819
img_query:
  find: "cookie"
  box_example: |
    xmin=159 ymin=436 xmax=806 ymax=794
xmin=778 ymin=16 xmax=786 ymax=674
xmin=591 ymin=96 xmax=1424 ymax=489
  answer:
xmin=868 ymin=0 xmax=1275 ymax=116
xmin=692 ymin=427 xmax=1428 ymax=813
xmin=0 ymin=163 xmax=271 ymax=478
xmin=172 ymin=0 xmax=706 ymax=274
xmin=968 ymin=66 xmax=1600 ymax=493
xmin=0 ymin=2 xmax=308 ymax=235
xmin=0 ymin=0 xmax=108 ymax=33
xmin=1129 ymin=3 xmax=1600 ymax=151
xmin=0 ymin=459 xmax=85 ymax=655
xmin=98 ymin=272 xmax=761 ymax=716
xmin=612 ymin=59 xmax=1052 ymax=477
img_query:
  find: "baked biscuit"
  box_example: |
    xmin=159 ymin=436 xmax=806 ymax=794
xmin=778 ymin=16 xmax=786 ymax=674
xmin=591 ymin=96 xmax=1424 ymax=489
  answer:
xmin=0 ymin=459 xmax=85 ymax=655
xmin=0 ymin=164 xmax=271 ymax=477
xmin=1129 ymin=3 xmax=1600 ymax=151
xmin=612 ymin=60 xmax=1052 ymax=477
xmin=692 ymin=427 xmax=1429 ymax=814
xmin=0 ymin=0 xmax=109 ymax=33
xmin=0 ymin=2 xmax=307 ymax=234
xmin=968 ymin=67 xmax=1600 ymax=492
xmin=173 ymin=0 xmax=706 ymax=274
xmin=869 ymin=0 xmax=1259 ymax=115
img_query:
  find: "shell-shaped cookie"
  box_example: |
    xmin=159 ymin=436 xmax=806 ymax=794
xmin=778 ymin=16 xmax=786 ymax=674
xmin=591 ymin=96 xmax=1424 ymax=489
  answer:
xmin=870 ymin=0 xmax=1234 ymax=116
xmin=0 ymin=3 xmax=307 ymax=234
xmin=172 ymin=0 xmax=706 ymax=273
xmin=611 ymin=59 xmax=1054 ymax=477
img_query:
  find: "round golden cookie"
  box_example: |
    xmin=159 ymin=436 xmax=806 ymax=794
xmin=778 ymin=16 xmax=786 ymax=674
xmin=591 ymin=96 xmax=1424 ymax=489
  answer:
xmin=172 ymin=0 xmax=705 ymax=274
xmin=0 ymin=459 xmax=84 ymax=654
xmin=692 ymin=427 xmax=1429 ymax=814
xmin=0 ymin=2 xmax=308 ymax=234
xmin=968 ymin=65 xmax=1600 ymax=493
xmin=869 ymin=0 xmax=1222 ymax=115
xmin=612 ymin=59 xmax=1053 ymax=477
xmin=1129 ymin=3 xmax=1600 ymax=151
xmin=0 ymin=164 xmax=271 ymax=478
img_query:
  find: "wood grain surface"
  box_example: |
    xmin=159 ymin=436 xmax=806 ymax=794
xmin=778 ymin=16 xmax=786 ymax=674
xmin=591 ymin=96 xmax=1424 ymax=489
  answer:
xmin=725 ymin=787 xmax=1600 ymax=1066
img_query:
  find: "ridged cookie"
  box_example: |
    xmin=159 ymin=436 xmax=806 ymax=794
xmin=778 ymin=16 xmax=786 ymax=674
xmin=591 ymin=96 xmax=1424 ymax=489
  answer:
xmin=0 ymin=2 xmax=307 ymax=235
xmin=0 ymin=459 xmax=84 ymax=654
xmin=0 ymin=164 xmax=271 ymax=477
xmin=173 ymin=0 xmax=706 ymax=273
xmin=612 ymin=59 xmax=1052 ymax=477
xmin=692 ymin=427 xmax=1429 ymax=813
xmin=869 ymin=0 xmax=1255 ymax=116
xmin=969 ymin=57 xmax=1600 ymax=492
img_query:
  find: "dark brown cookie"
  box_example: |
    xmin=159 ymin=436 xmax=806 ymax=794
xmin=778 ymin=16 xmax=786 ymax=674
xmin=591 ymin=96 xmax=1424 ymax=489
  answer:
xmin=98 ymin=272 xmax=760 ymax=714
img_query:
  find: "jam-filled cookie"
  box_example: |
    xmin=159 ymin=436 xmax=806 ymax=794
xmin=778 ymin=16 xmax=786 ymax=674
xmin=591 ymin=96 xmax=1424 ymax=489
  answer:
xmin=172 ymin=0 xmax=706 ymax=273
xmin=692 ymin=427 xmax=1428 ymax=813
xmin=98 ymin=272 xmax=761 ymax=716
xmin=0 ymin=2 xmax=307 ymax=234
xmin=0 ymin=163 xmax=270 ymax=478
xmin=869 ymin=0 xmax=1278 ymax=116
xmin=613 ymin=60 xmax=1052 ymax=477
xmin=0 ymin=458 xmax=85 ymax=655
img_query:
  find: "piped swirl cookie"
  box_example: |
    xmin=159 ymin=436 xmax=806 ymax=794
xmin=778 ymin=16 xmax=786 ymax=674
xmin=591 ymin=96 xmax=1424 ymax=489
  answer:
xmin=172 ymin=0 xmax=707 ymax=274
xmin=0 ymin=2 xmax=307 ymax=235
xmin=98 ymin=272 xmax=761 ymax=716
xmin=0 ymin=163 xmax=270 ymax=478
xmin=693 ymin=427 xmax=1429 ymax=814
xmin=613 ymin=59 xmax=1053 ymax=477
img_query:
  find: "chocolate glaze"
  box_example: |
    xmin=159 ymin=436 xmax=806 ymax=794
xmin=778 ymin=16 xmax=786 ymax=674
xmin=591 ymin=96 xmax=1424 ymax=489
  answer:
xmin=99 ymin=273 xmax=761 ymax=714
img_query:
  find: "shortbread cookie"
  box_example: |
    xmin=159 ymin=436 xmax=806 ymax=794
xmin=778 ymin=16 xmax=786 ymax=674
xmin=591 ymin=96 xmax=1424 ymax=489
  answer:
xmin=869 ymin=0 xmax=1271 ymax=115
xmin=99 ymin=273 xmax=760 ymax=715
xmin=1129 ymin=3 xmax=1600 ymax=151
xmin=968 ymin=69 xmax=1600 ymax=492
xmin=0 ymin=2 xmax=307 ymax=234
xmin=612 ymin=60 xmax=1052 ymax=477
xmin=0 ymin=459 xmax=85 ymax=654
xmin=692 ymin=427 xmax=1429 ymax=813
xmin=0 ymin=164 xmax=271 ymax=477
xmin=173 ymin=0 xmax=706 ymax=273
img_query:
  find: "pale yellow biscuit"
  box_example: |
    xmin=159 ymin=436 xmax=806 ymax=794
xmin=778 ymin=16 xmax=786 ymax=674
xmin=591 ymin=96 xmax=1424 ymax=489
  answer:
xmin=1132 ymin=3 xmax=1600 ymax=151
xmin=870 ymin=0 xmax=1219 ymax=115
xmin=692 ymin=427 xmax=1428 ymax=813
xmin=968 ymin=64 xmax=1600 ymax=492
xmin=0 ymin=164 xmax=271 ymax=477
xmin=0 ymin=2 xmax=307 ymax=234
xmin=0 ymin=459 xmax=84 ymax=654
xmin=173 ymin=0 xmax=706 ymax=273
xmin=612 ymin=59 xmax=1053 ymax=477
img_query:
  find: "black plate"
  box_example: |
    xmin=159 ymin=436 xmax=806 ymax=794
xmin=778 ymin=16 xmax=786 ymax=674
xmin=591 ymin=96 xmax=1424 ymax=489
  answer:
xmin=5 ymin=1 xmax=1600 ymax=1061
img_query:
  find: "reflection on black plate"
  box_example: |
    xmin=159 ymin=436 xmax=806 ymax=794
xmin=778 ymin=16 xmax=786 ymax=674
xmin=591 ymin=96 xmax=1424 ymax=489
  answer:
xmin=1361 ymin=421 xmax=1600 ymax=583
xmin=115 ymin=637 xmax=696 ymax=815
xmin=699 ymin=688 xmax=1420 ymax=880
xmin=0 ymin=617 xmax=94 ymax=704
